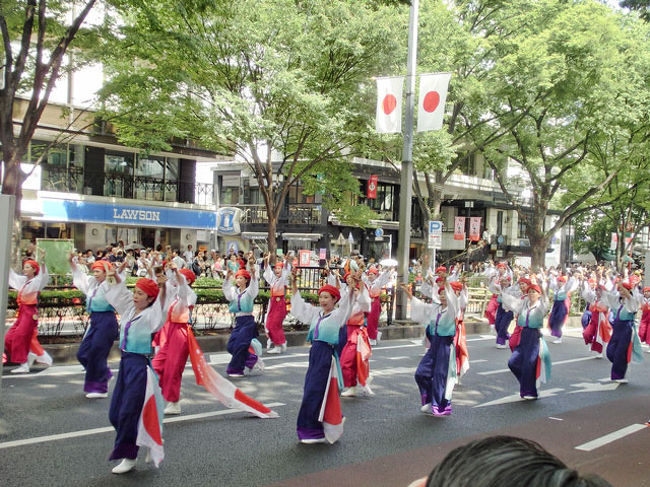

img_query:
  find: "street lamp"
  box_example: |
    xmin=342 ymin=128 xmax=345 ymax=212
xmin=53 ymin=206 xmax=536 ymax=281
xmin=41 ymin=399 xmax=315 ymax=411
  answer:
xmin=465 ymin=200 xmax=474 ymax=271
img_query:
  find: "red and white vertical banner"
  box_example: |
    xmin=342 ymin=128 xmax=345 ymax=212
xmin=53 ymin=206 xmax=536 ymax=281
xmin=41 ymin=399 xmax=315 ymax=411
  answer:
xmin=469 ymin=217 xmax=482 ymax=242
xmin=367 ymin=174 xmax=378 ymax=199
xmin=299 ymin=250 xmax=311 ymax=267
xmin=417 ymin=73 xmax=451 ymax=132
xmin=454 ymin=217 xmax=466 ymax=241
xmin=375 ymin=76 xmax=404 ymax=134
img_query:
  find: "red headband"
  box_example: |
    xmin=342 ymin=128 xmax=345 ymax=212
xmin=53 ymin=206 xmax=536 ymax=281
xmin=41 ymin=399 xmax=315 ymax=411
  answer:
xmin=23 ymin=259 xmax=40 ymax=275
xmin=367 ymin=267 xmax=379 ymax=275
xmin=449 ymin=281 xmax=463 ymax=292
xmin=435 ymin=266 xmax=447 ymax=274
xmin=643 ymin=287 xmax=650 ymax=294
xmin=91 ymin=260 xmax=113 ymax=272
xmin=318 ymin=284 xmax=341 ymax=302
xmin=528 ymin=284 xmax=542 ymax=294
xmin=179 ymin=268 xmax=196 ymax=285
xmin=235 ymin=269 xmax=251 ymax=280
xmin=557 ymin=276 xmax=567 ymax=283
xmin=135 ymin=278 xmax=159 ymax=298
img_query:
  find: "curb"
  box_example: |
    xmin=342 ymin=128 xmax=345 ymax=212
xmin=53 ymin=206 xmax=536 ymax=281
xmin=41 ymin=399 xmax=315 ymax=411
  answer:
xmin=41 ymin=321 xmax=494 ymax=365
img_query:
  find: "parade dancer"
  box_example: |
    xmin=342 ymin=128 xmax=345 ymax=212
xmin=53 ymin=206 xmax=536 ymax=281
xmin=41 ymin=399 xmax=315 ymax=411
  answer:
xmin=508 ymin=277 xmax=530 ymax=352
xmin=500 ymin=282 xmax=552 ymax=400
xmin=339 ymin=270 xmax=372 ymax=397
xmin=489 ymin=274 xmax=515 ymax=349
xmin=637 ymin=287 xmax=650 ymax=350
xmin=4 ymin=250 xmax=49 ymax=373
xmin=451 ymin=280 xmax=470 ymax=383
xmin=601 ymin=281 xmax=644 ymax=383
xmin=547 ymin=274 xmax=577 ymax=344
xmin=152 ymin=267 xmax=197 ymax=415
xmin=580 ymin=278 xmax=612 ymax=357
xmin=580 ymin=278 xmax=598 ymax=329
xmin=70 ymin=256 xmax=119 ymax=398
xmin=291 ymin=276 xmax=354 ymax=444
xmin=363 ymin=266 xmax=391 ymax=346
xmin=484 ymin=262 xmax=511 ymax=335
xmin=401 ymin=281 xmax=460 ymax=416
xmin=262 ymin=254 xmax=291 ymax=354
xmin=104 ymin=270 xmax=165 ymax=474
xmin=223 ymin=260 xmax=263 ymax=377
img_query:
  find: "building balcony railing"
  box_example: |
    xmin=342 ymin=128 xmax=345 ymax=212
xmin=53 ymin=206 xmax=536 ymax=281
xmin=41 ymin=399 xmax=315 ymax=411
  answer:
xmin=239 ymin=203 xmax=324 ymax=226
xmin=40 ymin=166 xmax=214 ymax=205
xmin=41 ymin=164 xmax=85 ymax=193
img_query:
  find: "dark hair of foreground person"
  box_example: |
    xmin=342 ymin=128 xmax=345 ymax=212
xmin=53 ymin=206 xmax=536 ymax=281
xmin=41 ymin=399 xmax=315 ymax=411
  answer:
xmin=420 ymin=436 xmax=614 ymax=487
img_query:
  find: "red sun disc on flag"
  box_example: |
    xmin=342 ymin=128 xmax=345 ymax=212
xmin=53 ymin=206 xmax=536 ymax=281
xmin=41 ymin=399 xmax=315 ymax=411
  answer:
xmin=383 ymin=94 xmax=397 ymax=115
xmin=423 ymin=91 xmax=440 ymax=113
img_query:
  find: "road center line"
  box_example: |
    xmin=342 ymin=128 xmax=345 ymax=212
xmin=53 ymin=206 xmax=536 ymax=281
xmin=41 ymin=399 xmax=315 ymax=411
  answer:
xmin=574 ymin=424 xmax=647 ymax=452
xmin=0 ymin=402 xmax=285 ymax=450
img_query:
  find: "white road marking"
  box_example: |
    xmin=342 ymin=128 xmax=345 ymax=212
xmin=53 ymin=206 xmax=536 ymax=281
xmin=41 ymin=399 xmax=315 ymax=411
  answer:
xmin=478 ymin=356 xmax=596 ymax=376
xmin=264 ymin=362 xmax=308 ymax=370
xmin=568 ymin=382 xmax=619 ymax=393
xmin=474 ymin=388 xmax=564 ymax=408
xmin=387 ymin=356 xmax=410 ymax=360
xmin=0 ymin=402 xmax=285 ymax=450
xmin=466 ymin=336 xmax=496 ymax=342
xmin=574 ymin=424 xmax=647 ymax=451
xmin=548 ymin=417 xmax=564 ymax=421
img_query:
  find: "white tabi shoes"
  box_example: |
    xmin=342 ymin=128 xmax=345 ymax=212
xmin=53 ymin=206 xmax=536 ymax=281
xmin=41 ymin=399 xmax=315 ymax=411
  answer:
xmin=266 ymin=346 xmax=281 ymax=355
xmin=86 ymin=392 xmax=108 ymax=399
xmin=10 ymin=363 xmax=29 ymax=374
xmin=112 ymin=458 xmax=137 ymax=474
xmin=164 ymin=401 xmax=181 ymax=415
xmin=300 ymin=438 xmax=327 ymax=444
xmin=341 ymin=387 xmax=357 ymax=397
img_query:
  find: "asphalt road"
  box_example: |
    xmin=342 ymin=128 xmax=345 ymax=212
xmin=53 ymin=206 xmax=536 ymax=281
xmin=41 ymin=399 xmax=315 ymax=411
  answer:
xmin=1 ymin=328 xmax=649 ymax=487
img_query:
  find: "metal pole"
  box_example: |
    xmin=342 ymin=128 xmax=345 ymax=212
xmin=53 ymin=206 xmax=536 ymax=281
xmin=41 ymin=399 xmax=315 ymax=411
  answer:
xmin=395 ymin=0 xmax=419 ymax=320
xmin=466 ymin=205 xmax=471 ymax=271
xmin=0 ymin=195 xmax=16 ymax=397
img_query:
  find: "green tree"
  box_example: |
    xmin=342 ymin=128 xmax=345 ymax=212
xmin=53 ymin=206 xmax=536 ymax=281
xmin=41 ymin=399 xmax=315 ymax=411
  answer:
xmin=0 ymin=0 xmax=99 ymax=261
xmin=99 ymin=0 xmax=404 ymax=257
xmin=469 ymin=0 xmax=649 ymax=268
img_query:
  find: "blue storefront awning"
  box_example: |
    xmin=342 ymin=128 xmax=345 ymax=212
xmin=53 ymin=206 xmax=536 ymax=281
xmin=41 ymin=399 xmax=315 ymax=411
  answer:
xmin=40 ymin=199 xmax=216 ymax=230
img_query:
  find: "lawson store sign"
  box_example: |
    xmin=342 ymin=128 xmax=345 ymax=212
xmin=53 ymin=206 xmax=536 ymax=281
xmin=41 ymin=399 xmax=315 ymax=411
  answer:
xmin=41 ymin=199 xmax=216 ymax=229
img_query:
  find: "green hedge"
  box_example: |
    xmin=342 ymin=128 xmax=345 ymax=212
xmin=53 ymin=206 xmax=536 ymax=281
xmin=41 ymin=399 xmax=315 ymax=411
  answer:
xmin=8 ymin=287 xmax=321 ymax=308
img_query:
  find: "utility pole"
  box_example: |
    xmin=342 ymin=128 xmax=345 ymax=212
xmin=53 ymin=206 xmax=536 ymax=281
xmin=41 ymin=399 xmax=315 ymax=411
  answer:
xmin=465 ymin=200 xmax=474 ymax=271
xmin=395 ymin=0 xmax=419 ymax=320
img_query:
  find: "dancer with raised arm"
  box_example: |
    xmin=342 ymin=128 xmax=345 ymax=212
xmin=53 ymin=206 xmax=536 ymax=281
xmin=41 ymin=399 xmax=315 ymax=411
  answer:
xmin=401 ymin=281 xmax=459 ymax=416
xmin=499 ymin=281 xmax=551 ymax=400
xmin=70 ymin=254 xmax=119 ymax=397
xmin=262 ymin=254 xmax=291 ymax=354
xmin=152 ymin=265 xmax=197 ymax=415
xmin=291 ymin=270 xmax=354 ymax=444
xmin=223 ymin=258 xmax=263 ymax=377
xmin=104 ymin=265 xmax=165 ymax=474
xmin=601 ymin=280 xmax=644 ymax=383
xmin=4 ymin=249 xmax=49 ymax=373
xmin=547 ymin=273 xmax=578 ymax=344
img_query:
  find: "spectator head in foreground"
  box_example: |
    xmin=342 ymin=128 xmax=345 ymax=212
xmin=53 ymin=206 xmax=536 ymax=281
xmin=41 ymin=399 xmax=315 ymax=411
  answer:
xmin=408 ymin=436 xmax=613 ymax=487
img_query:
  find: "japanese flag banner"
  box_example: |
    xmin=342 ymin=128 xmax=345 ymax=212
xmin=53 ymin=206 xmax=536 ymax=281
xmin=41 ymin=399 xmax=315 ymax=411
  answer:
xmin=417 ymin=73 xmax=451 ymax=132
xmin=375 ymin=76 xmax=404 ymax=134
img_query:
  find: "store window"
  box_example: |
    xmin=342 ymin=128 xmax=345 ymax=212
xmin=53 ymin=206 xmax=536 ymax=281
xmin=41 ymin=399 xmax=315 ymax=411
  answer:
xmin=164 ymin=158 xmax=179 ymax=202
xmin=104 ymin=152 xmax=134 ymax=198
xmin=135 ymin=156 xmax=165 ymax=201
xmin=32 ymin=140 xmax=85 ymax=193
